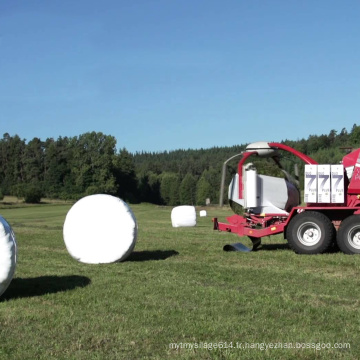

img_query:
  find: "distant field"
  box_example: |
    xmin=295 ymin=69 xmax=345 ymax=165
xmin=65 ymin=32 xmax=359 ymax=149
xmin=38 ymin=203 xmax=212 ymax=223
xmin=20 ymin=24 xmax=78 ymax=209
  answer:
xmin=0 ymin=202 xmax=359 ymax=359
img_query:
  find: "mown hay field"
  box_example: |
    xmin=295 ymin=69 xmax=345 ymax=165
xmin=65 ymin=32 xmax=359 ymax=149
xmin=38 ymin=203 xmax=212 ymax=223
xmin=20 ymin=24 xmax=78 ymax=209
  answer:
xmin=0 ymin=202 xmax=359 ymax=359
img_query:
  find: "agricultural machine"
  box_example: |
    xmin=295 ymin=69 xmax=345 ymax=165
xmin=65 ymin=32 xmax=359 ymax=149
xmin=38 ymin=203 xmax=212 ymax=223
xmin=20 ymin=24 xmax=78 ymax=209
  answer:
xmin=213 ymin=141 xmax=360 ymax=254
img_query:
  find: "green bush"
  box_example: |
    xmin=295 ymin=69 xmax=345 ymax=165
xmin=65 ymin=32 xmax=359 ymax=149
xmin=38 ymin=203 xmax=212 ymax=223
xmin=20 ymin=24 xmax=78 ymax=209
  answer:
xmin=85 ymin=185 xmax=100 ymax=196
xmin=24 ymin=185 xmax=43 ymax=204
xmin=11 ymin=184 xmax=26 ymax=198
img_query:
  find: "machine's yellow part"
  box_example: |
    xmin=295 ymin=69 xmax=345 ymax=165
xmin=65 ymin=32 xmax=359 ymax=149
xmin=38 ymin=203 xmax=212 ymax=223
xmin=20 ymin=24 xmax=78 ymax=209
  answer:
xmin=271 ymin=227 xmax=277 ymax=231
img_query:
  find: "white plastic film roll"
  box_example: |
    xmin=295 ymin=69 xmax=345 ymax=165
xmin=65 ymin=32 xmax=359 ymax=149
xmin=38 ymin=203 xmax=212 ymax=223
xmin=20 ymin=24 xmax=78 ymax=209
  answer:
xmin=245 ymin=169 xmax=258 ymax=208
xmin=63 ymin=194 xmax=137 ymax=264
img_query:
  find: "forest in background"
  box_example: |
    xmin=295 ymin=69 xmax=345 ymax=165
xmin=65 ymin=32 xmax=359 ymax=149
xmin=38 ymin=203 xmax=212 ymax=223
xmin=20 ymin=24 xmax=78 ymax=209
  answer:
xmin=0 ymin=125 xmax=359 ymax=204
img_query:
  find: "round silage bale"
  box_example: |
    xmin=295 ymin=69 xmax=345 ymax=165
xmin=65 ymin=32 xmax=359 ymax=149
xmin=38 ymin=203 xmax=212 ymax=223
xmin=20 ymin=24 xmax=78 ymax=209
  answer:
xmin=63 ymin=194 xmax=137 ymax=264
xmin=0 ymin=216 xmax=17 ymax=297
xmin=171 ymin=205 xmax=196 ymax=227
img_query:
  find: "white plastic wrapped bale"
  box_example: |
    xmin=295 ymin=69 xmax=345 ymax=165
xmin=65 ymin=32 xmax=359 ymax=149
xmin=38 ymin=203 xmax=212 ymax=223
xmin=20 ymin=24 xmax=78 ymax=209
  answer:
xmin=171 ymin=206 xmax=196 ymax=227
xmin=63 ymin=194 xmax=137 ymax=264
xmin=199 ymin=210 xmax=207 ymax=217
xmin=0 ymin=216 xmax=17 ymax=297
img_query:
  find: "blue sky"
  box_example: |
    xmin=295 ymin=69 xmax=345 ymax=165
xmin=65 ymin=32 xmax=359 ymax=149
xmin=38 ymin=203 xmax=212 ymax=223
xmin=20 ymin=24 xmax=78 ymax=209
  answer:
xmin=1 ymin=0 xmax=359 ymax=153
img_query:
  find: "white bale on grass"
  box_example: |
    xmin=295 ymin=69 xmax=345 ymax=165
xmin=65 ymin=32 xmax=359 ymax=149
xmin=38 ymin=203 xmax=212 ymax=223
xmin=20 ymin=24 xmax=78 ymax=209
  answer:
xmin=0 ymin=216 xmax=17 ymax=297
xmin=63 ymin=194 xmax=137 ymax=264
xmin=171 ymin=206 xmax=196 ymax=227
xmin=199 ymin=210 xmax=207 ymax=217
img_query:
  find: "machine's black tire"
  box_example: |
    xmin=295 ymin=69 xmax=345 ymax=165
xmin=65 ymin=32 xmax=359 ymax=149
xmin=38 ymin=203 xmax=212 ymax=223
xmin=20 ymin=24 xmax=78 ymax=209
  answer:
xmin=337 ymin=215 xmax=360 ymax=254
xmin=286 ymin=211 xmax=335 ymax=254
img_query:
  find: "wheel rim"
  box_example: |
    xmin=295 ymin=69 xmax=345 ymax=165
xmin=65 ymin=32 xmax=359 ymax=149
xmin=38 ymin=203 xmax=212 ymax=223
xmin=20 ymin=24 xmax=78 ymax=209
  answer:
xmin=347 ymin=225 xmax=360 ymax=249
xmin=297 ymin=221 xmax=321 ymax=246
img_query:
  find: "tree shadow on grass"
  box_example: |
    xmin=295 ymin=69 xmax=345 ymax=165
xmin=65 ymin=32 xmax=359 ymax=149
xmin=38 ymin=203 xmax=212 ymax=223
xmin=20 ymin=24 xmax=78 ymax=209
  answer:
xmin=126 ymin=250 xmax=179 ymax=262
xmin=1 ymin=275 xmax=91 ymax=301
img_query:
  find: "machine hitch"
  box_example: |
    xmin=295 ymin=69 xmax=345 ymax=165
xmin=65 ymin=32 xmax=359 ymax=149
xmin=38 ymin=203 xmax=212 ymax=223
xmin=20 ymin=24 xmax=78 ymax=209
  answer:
xmin=213 ymin=217 xmax=262 ymax=252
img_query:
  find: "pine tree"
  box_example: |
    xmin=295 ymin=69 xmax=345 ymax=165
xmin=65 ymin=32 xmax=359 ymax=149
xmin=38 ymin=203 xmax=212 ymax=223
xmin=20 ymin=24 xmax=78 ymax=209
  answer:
xmin=179 ymin=173 xmax=197 ymax=205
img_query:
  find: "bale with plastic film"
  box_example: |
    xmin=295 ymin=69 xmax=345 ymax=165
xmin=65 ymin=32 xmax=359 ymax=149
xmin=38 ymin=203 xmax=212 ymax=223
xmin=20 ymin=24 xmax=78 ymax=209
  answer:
xmin=171 ymin=206 xmax=196 ymax=227
xmin=63 ymin=194 xmax=137 ymax=264
xmin=0 ymin=216 xmax=17 ymax=297
xmin=199 ymin=210 xmax=207 ymax=217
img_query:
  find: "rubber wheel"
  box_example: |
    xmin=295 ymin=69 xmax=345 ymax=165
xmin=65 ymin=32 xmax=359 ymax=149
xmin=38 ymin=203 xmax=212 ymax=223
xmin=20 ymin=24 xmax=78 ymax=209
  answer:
xmin=337 ymin=215 xmax=360 ymax=254
xmin=286 ymin=211 xmax=335 ymax=254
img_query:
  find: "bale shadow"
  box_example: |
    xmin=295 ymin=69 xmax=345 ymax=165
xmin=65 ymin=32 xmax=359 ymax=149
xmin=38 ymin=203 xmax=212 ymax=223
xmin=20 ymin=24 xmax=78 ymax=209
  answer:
xmin=126 ymin=250 xmax=179 ymax=262
xmin=1 ymin=275 xmax=91 ymax=301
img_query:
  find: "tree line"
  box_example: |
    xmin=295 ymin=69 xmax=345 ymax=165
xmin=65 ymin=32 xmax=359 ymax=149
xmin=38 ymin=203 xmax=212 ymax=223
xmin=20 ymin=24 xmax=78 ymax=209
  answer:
xmin=0 ymin=125 xmax=359 ymax=204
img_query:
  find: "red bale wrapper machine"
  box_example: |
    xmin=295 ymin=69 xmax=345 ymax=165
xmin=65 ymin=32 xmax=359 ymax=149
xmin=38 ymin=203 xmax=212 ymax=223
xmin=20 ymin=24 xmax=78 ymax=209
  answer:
xmin=213 ymin=141 xmax=360 ymax=254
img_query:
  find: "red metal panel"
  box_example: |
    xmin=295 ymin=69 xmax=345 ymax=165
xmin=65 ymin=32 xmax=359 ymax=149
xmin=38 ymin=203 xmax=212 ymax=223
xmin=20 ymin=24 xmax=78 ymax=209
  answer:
xmin=348 ymin=165 xmax=360 ymax=194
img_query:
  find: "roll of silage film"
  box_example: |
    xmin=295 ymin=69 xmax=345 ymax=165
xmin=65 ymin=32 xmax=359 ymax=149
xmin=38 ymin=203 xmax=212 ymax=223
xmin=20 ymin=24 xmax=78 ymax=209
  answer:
xmin=0 ymin=216 xmax=17 ymax=297
xmin=171 ymin=206 xmax=196 ymax=227
xmin=63 ymin=195 xmax=137 ymax=264
xmin=244 ymin=169 xmax=257 ymax=208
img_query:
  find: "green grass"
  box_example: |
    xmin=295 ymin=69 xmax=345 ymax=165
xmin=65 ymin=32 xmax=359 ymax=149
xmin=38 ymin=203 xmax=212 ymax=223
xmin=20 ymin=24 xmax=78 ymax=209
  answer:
xmin=0 ymin=203 xmax=359 ymax=359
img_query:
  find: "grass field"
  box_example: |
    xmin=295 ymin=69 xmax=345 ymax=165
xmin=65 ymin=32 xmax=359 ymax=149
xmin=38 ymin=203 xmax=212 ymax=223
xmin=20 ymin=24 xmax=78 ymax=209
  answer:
xmin=0 ymin=202 xmax=359 ymax=359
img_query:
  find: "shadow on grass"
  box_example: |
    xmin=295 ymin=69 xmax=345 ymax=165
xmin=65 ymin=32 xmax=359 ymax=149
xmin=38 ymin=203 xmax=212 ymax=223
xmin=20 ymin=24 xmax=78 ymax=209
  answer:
xmin=259 ymin=243 xmax=290 ymax=251
xmin=126 ymin=250 xmax=179 ymax=262
xmin=1 ymin=275 xmax=91 ymax=301
xmin=224 ymin=242 xmax=291 ymax=252
xmin=259 ymin=243 xmax=341 ymax=253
